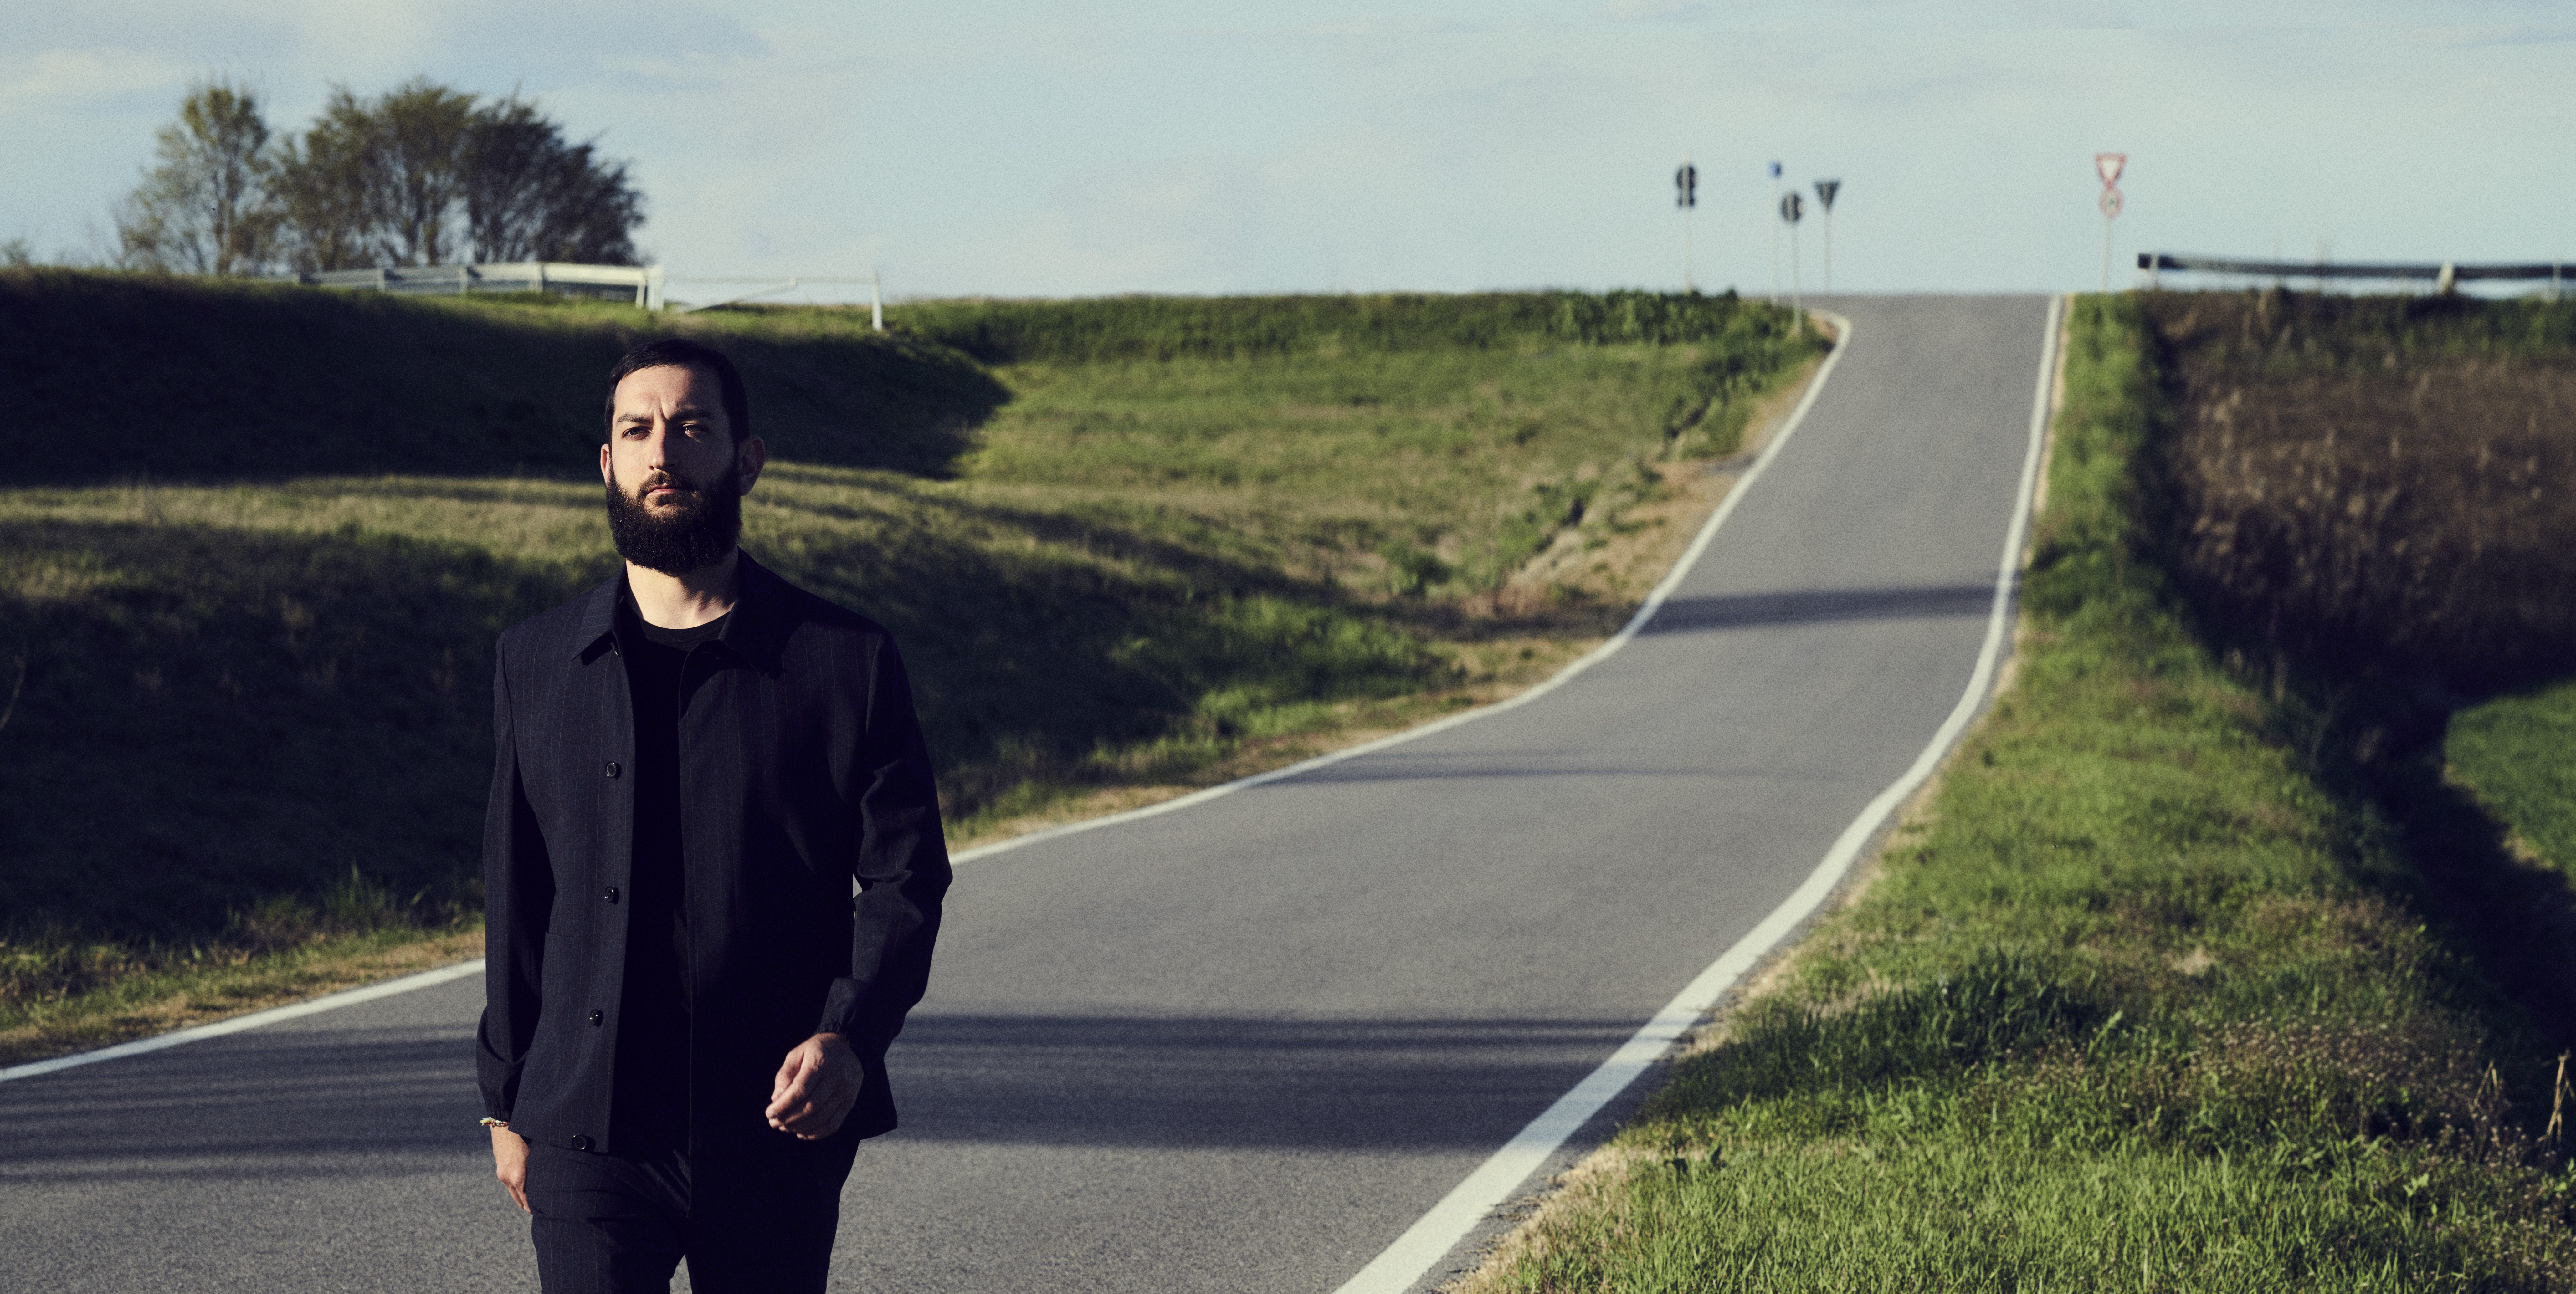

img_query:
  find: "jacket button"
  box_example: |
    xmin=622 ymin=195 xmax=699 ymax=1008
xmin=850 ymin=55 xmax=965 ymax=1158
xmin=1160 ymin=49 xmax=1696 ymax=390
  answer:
xmin=603 ymin=761 xmax=620 ymax=779
xmin=603 ymin=887 xmax=619 ymax=903
xmin=588 ymin=1009 xmax=603 ymax=1026
xmin=572 ymin=1135 xmax=594 ymax=1152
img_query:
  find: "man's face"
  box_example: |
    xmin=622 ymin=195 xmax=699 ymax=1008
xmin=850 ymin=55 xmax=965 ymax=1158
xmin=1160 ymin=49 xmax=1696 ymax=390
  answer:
xmin=600 ymin=363 xmax=767 ymax=575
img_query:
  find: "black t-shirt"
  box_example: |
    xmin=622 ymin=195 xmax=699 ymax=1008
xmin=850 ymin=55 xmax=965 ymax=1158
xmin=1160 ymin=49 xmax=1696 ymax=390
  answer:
xmin=610 ymin=590 xmax=729 ymax=1151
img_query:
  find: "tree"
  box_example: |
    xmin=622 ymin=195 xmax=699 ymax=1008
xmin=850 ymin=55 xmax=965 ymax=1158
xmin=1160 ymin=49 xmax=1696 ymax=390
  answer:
xmin=371 ymin=79 xmax=478 ymax=266
xmin=463 ymin=96 xmax=644 ymax=265
xmin=269 ymin=80 xmax=645 ymax=271
xmin=113 ymin=80 xmax=283 ymax=275
xmin=273 ymin=88 xmax=382 ymax=271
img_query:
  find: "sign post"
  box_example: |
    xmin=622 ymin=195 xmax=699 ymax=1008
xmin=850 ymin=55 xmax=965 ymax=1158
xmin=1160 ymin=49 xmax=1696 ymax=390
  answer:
xmin=1675 ymin=160 xmax=1698 ymax=293
xmin=2094 ymin=152 xmax=2126 ymax=294
xmin=1813 ymin=179 xmax=1840 ymax=293
xmin=1768 ymin=160 xmax=1784 ymax=304
xmin=1779 ymin=189 xmax=1805 ymax=328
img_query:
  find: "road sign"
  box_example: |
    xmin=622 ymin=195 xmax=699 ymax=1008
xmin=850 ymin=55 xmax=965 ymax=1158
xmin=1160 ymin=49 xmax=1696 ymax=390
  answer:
xmin=1675 ymin=161 xmax=1699 ymax=292
xmin=1814 ymin=180 xmax=1842 ymax=292
xmin=1780 ymin=192 xmax=1804 ymax=223
xmin=1768 ymin=162 xmax=1785 ymax=304
xmin=2094 ymin=153 xmax=2127 ymax=292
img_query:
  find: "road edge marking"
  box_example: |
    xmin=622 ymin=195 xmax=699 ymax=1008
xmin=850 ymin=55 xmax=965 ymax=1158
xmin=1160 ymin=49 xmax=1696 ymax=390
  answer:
xmin=951 ymin=311 xmax=1858 ymax=867
xmin=0 ymin=958 xmax=489 ymax=1084
xmin=1329 ymin=294 xmax=2065 ymax=1294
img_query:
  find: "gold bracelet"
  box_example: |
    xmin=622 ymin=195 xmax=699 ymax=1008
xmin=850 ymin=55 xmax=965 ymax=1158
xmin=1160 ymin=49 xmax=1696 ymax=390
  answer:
xmin=480 ymin=1117 xmax=511 ymax=1130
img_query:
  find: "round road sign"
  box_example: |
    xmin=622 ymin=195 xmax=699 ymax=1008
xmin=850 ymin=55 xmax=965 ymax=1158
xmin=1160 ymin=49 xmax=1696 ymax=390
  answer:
xmin=2099 ymin=187 xmax=2124 ymax=219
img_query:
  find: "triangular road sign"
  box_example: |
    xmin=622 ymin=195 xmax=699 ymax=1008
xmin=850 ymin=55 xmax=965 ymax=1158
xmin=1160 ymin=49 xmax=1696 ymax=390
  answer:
xmin=1814 ymin=179 xmax=1840 ymax=210
xmin=2095 ymin=152 xmax=2126 ymax=186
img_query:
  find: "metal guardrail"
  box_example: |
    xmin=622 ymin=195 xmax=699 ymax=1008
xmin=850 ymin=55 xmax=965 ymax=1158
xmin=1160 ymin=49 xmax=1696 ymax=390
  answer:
xmin=271 ymin=263 xmax=885 ymax=322
xmin=663 ymin=275 xmax=884 ymax=326
xmin=275 ymin=262 xmax=666 ymax=309
xmin=2139 ymin=252 xmax=2567 ymax=294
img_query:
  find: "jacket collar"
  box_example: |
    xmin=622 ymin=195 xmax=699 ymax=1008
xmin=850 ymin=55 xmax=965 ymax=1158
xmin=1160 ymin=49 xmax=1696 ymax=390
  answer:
xmin=571 ymin=550 xmax=789 ymax=672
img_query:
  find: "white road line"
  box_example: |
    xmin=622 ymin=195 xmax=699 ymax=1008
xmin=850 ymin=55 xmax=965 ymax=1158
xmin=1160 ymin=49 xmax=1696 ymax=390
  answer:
xmin=0 ymin=959 xmax=487 ymax=1084
xmin=0 ymin=310 xmax=1864 ymax=1083
xmin=1330 ymin=295 xmax=2065 ymax=1294
xmin=952 ymin=312 xmax=1858 ymax=868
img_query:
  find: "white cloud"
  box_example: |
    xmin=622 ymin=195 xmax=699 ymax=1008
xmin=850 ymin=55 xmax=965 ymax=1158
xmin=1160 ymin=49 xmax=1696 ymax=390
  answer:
xmin=0 ymin=47 xmax=193 ymax=106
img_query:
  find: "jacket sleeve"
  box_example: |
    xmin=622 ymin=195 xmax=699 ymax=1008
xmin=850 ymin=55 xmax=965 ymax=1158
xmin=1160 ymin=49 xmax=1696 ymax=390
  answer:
xmin=475 ymin=636 xmax=555 ymax=1121
xmin=815 ymin=637 xmax=950 ymax=1057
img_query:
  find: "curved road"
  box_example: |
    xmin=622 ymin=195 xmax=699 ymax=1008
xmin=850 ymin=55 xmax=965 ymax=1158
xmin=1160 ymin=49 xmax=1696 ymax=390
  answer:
xmin=0 ymin=294 xmax=2057 ymax=1293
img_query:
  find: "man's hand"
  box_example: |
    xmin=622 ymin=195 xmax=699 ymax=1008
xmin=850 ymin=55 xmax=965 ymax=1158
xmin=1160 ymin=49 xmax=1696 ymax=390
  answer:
xmin=767 ymin=1032 xmax=864 ymax=1140
xmin=489 ymin=1124 xmax=530 ymax=1213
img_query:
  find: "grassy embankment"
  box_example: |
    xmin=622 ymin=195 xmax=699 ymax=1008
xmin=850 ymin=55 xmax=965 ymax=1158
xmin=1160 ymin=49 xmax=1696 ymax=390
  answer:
xmin=0 ymin=270 xmax=1821 ymax=1063
xmin=1459 ymin=293 xmax=2576 ymax=1291
xmin=2141 ymin=289 xmax=2576 ymax=1025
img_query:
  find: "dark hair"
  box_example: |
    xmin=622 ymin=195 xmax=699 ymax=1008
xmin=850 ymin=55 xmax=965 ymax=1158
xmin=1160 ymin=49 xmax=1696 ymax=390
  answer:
xmin=604 ymin=338 xmax=751 ymax=442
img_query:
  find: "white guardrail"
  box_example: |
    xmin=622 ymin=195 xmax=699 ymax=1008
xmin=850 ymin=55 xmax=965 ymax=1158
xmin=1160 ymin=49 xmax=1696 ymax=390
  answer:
xmin=277 ymin=262 xmax=667 ymax=308
xmin=273 ymin=263 xmax=888 ymax=325
xmin=2140 ymin=252 xmax=2568 ymax=297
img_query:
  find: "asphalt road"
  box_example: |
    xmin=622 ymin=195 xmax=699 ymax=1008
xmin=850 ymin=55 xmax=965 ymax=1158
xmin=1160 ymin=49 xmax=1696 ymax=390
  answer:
xmin=0 ymin=293 xmax=2056 ymax=1293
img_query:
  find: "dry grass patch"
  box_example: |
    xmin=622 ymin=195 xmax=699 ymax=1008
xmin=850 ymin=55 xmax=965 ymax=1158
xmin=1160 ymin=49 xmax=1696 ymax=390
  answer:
xmin=2147 ymin=290 xmax=2576 ymax=692
xmin=1 ymin=925 xmax=484 ymax=1067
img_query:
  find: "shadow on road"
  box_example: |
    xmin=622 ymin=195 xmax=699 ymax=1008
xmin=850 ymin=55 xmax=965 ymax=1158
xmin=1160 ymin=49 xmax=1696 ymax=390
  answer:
xmin=882 ymin=1012 xmax=1634 ymax=1151
xmin=0 ymin=1011 xmax=1647 ymax=1181
xmin=1640 ymin=584 xmax=1993 ymax=636
xmin=0 ymin=1028 xmax=482 ymax=1183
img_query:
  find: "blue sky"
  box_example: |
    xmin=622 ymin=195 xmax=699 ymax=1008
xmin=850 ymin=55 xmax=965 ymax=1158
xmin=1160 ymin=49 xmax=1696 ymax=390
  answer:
xmin=4 ymin=2 xmax=2569 ymax=301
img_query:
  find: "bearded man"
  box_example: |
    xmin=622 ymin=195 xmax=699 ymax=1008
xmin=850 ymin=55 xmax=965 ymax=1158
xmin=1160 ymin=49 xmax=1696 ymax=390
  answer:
xmin=474 ymin=337 xmax=950 ymax=1293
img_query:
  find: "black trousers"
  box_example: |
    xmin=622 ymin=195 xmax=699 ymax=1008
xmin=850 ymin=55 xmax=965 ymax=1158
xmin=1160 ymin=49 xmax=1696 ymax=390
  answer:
xmin=524 ymin=1138 xmax=861 ymax=1294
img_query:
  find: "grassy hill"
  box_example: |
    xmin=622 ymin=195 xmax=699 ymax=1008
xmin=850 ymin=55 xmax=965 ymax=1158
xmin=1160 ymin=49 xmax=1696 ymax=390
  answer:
xmin=0 ymin=269 xmax=1006 ymax=482
xmin=0 ymin=270 xmax=1820 ymax=1059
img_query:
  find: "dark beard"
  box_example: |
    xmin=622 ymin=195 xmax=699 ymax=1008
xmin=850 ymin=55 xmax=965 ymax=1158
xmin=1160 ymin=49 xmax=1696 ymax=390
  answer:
xmin=604 ymin=462 xmax=745 ymax=575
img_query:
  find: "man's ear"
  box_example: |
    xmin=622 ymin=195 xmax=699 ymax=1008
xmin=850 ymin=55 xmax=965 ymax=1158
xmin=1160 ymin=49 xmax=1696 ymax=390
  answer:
xmin=736 ymin=435 xmax=768 ymax=493
xmin=599 ymin=442 xmax=614 ymax=488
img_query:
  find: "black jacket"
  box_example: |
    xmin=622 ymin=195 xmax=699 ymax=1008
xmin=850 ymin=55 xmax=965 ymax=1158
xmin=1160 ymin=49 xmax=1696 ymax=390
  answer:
xmin=474 ymin=552 xmax=949 ymax=1155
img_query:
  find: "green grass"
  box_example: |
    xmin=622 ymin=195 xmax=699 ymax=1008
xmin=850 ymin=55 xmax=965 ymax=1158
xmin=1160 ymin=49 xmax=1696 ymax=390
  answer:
xmin=895 ymin=288 xmax=1800 ymax=362
xmin=2449 ymin=679 xmax=2576 ymax=877
xmin=955 ymin=344 xmax=1773 ymax=596
xmin=1528 ymin=1138 xmax=2563 ymax=1291
xmin=0 ymin=270 xmax=1819 ymax=1060
xmin=1460 ymin=295 xmax=2576 ymax=1293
